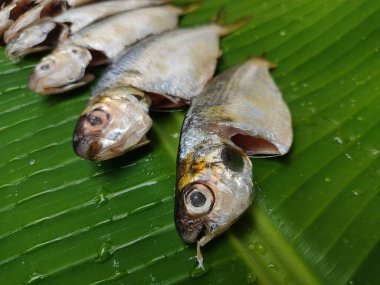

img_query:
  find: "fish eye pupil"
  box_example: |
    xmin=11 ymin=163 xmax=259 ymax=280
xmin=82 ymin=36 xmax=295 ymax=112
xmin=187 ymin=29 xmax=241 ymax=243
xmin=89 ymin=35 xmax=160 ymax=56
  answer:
xmin=72 ymin=49 xmax=78 ymax=54
xmin=88 ymin=115 xmax=102 ymax=126
xmin=40 ymin=64 xmax=50 ymax=71
xmin=190 ymin=191 xmax=206 ymax=207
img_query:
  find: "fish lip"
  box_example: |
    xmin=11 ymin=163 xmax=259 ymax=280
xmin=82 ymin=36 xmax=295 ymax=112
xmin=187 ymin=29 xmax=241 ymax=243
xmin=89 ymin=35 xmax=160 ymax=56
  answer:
xmin=175 ymin=216 xmax=205 ymax=243
xmin=73 ymin=115 xmax=102 ymax=160
xmin=73 ymin=134 xmax=101 ymax=160
xmin=29 ymin=73 xmax=95 ymax=95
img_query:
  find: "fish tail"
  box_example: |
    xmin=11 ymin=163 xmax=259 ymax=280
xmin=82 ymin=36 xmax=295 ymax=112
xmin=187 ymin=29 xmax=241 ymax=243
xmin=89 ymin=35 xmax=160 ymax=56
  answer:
xmin=214 ymin=14 xmax=252 ymax=37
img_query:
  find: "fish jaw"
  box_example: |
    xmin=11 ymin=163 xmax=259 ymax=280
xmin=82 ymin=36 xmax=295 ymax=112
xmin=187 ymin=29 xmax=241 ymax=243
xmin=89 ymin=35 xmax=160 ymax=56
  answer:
xmin=175 ymin=141 xmax=253 ymax=244
xmin=28 ymin=44 xmax=93 ymax=95
xmin=73 ymin=91 xmax=153 ymax=161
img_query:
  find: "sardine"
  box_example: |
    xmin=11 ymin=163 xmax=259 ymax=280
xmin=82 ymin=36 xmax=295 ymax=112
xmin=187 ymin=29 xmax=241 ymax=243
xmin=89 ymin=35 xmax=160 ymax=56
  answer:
xmin=6 ymin=0 xmax=169 ymax=60
xmin=73 ymin=23 xmax=243 ymax=160
xmin=0 ymin=0 xmax=44 ymax=38
xmin=29 ymin=5 xmax=185 ymax=94
xmin=3 ymin=0 xmax=67 ymax=43
xmin=1 ymin=0 xmax=13 ymax=9
xmin=0 ymin=0 xmax=96 ymax=43
xmin=174 ymin=58 xmax=293 ymax=267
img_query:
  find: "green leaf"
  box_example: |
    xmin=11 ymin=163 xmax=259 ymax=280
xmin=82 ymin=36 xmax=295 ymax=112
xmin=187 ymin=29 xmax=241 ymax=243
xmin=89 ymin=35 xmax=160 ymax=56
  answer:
xmin=1 ymin=0 xmax=379 ymax=284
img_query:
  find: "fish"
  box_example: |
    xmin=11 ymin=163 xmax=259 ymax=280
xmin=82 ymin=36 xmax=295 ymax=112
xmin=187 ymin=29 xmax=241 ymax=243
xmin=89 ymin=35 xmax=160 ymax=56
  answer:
xmin=5 ymin=0 xmax=170 ymax=60
xmin=73 ymin=22 xmax=245 ymax=161
xmin=1 ymin=0 xmax=13 ymax=9
xmin=0 ymin=0 xmax=43 ymax=38
xmin=174 ymin=58 xmax=293 ymax=267
xmin=3 ymin=0 xmax=67 ymax=43
xmin=0 ymin=0 xmax=96 ymax=44
xmin=28 ymin=5 xmax=188 ymax=94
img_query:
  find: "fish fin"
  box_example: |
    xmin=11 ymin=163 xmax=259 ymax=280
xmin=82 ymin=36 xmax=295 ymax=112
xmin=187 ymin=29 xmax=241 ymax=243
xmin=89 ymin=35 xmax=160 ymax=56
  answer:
xmin=249 ymin=57 xmax=276 ymax=69
xmin=213 ymin=11 xmax=252 ymax=36
xmin=180 ymin=1 xmax=202 ymax=15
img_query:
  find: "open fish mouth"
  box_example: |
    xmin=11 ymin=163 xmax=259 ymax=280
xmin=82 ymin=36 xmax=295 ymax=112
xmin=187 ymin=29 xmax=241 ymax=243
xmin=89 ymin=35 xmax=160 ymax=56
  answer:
xmin=175 ymin=217 xmax=206 ymax=244
xmin=73 ymin=135 xmax=102 ymax=160
xmin=29 ymin=73 xmax=95 ymax=95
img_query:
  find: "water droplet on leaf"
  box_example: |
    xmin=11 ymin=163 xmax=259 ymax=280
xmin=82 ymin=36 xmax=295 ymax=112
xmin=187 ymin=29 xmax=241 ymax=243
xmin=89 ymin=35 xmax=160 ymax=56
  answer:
xmin=25 ymin=273 xmax=43 ymax=285
xmin=95 ymin=188 xmax=109 ymax=207
xmin=254 ymin=242 xmax=267 ymax=254
xmin=95 ymin=239 xmax=113 ymax=263
xmin=247 ymin=273 xmax=257 ymax=284
xmin=351 ymin=189 xmax=365 ymax=197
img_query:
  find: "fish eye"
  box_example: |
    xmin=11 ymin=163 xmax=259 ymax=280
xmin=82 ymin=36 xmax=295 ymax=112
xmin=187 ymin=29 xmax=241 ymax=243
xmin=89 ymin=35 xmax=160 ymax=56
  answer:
xmin=39 ymin=63 xmax=50 ymax=71
xmin=83 ymin=109 xmax=110 ymax=131
xmin=221 ymin=146 xmax=245 ymax=172
xmin=185 ymin=184 xmax=214 ymax=216
xmin=190 ymin=191 xmax=206 ymax=207
xmin=71 ymin=48 xmax=79 ymax=54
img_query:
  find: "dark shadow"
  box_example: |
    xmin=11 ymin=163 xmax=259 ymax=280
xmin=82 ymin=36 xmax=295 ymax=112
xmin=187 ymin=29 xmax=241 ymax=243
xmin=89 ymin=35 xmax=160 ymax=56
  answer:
xmin=96 ymin=142 xmax=155 ymax=176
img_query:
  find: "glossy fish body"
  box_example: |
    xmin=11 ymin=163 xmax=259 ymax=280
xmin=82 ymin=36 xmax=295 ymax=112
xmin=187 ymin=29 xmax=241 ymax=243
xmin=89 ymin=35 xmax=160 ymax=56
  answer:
xmin=3 ymin=0 xmax=66 ymax=43
xmin=29 ymin=5 xmax=182 ymax=95
xmin=0 ymin=0 xmax=43 ymax=38
xmin=74 ymin=24 xmax=233 ymax=160
xmin=6 ymin=0 xmax=169 ymax=60
xmin=56 ymin=0 xmax=169 ymax=34
xmin=93 ymin=25 xmax=228 ymax=100
xmin=70 ymin=5 xmax=181 ymax=59
xmin=175 ymin=58 xmax=293 ymax=266
xmin=0 ymin=0 xmax=96 ymax=43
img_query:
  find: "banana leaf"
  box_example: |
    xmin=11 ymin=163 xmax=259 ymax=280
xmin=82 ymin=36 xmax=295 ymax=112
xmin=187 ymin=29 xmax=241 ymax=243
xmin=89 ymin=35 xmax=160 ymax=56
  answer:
xmin=0 ymin=0 xmax=379 ymax=284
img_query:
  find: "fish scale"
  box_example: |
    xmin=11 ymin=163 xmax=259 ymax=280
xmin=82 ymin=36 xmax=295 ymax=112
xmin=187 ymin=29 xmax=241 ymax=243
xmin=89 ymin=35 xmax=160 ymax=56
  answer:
xmin=93 ymin=26 xmax=222 ymax=99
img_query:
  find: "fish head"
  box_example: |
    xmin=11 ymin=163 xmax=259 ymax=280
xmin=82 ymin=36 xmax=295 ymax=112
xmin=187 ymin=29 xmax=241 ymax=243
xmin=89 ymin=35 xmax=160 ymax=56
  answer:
xmin=5 ymin=21 xmax=57 ymax=62
xmin=175 ymin=142 xmax=253 ymax=245
xmin=73 ymin=89 xmax=152 ymax=161
xmin=29 ymin=44 xmax=94 ymax=95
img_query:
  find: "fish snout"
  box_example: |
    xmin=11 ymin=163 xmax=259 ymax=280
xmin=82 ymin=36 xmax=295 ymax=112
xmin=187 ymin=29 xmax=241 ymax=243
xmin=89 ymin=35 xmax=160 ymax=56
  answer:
xmin=28 ymin=72 xmax=43 ymax=94
xmin=174 ymin=215 xmax=204 ymax=244
xmin=73 ymin=132 xmax=101 ymax=160
xmin=73 ymin=113 xmax=108 ymax=160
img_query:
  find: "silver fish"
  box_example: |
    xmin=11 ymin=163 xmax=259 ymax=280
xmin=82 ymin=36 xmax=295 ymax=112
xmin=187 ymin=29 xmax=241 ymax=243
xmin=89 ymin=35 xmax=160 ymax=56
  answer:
xmin=1 ymin=0 xmax=95 ymax=42
xmin=3 ymin=0 xmax=67 ymax=43
xmin=6 ymin=0 xmax=169 ymax=60
xmin=73 ymin=23 xmax=243 ymax=160
xmin=175 ymin=58 xmax=293 ymax=267
xmin=29 ymin=5 xmax=185 ymax=95
xmin=0 ymin=0 xmax=44 ymax=38
xmin=1 ymin=0 xmax=13 ymax=9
